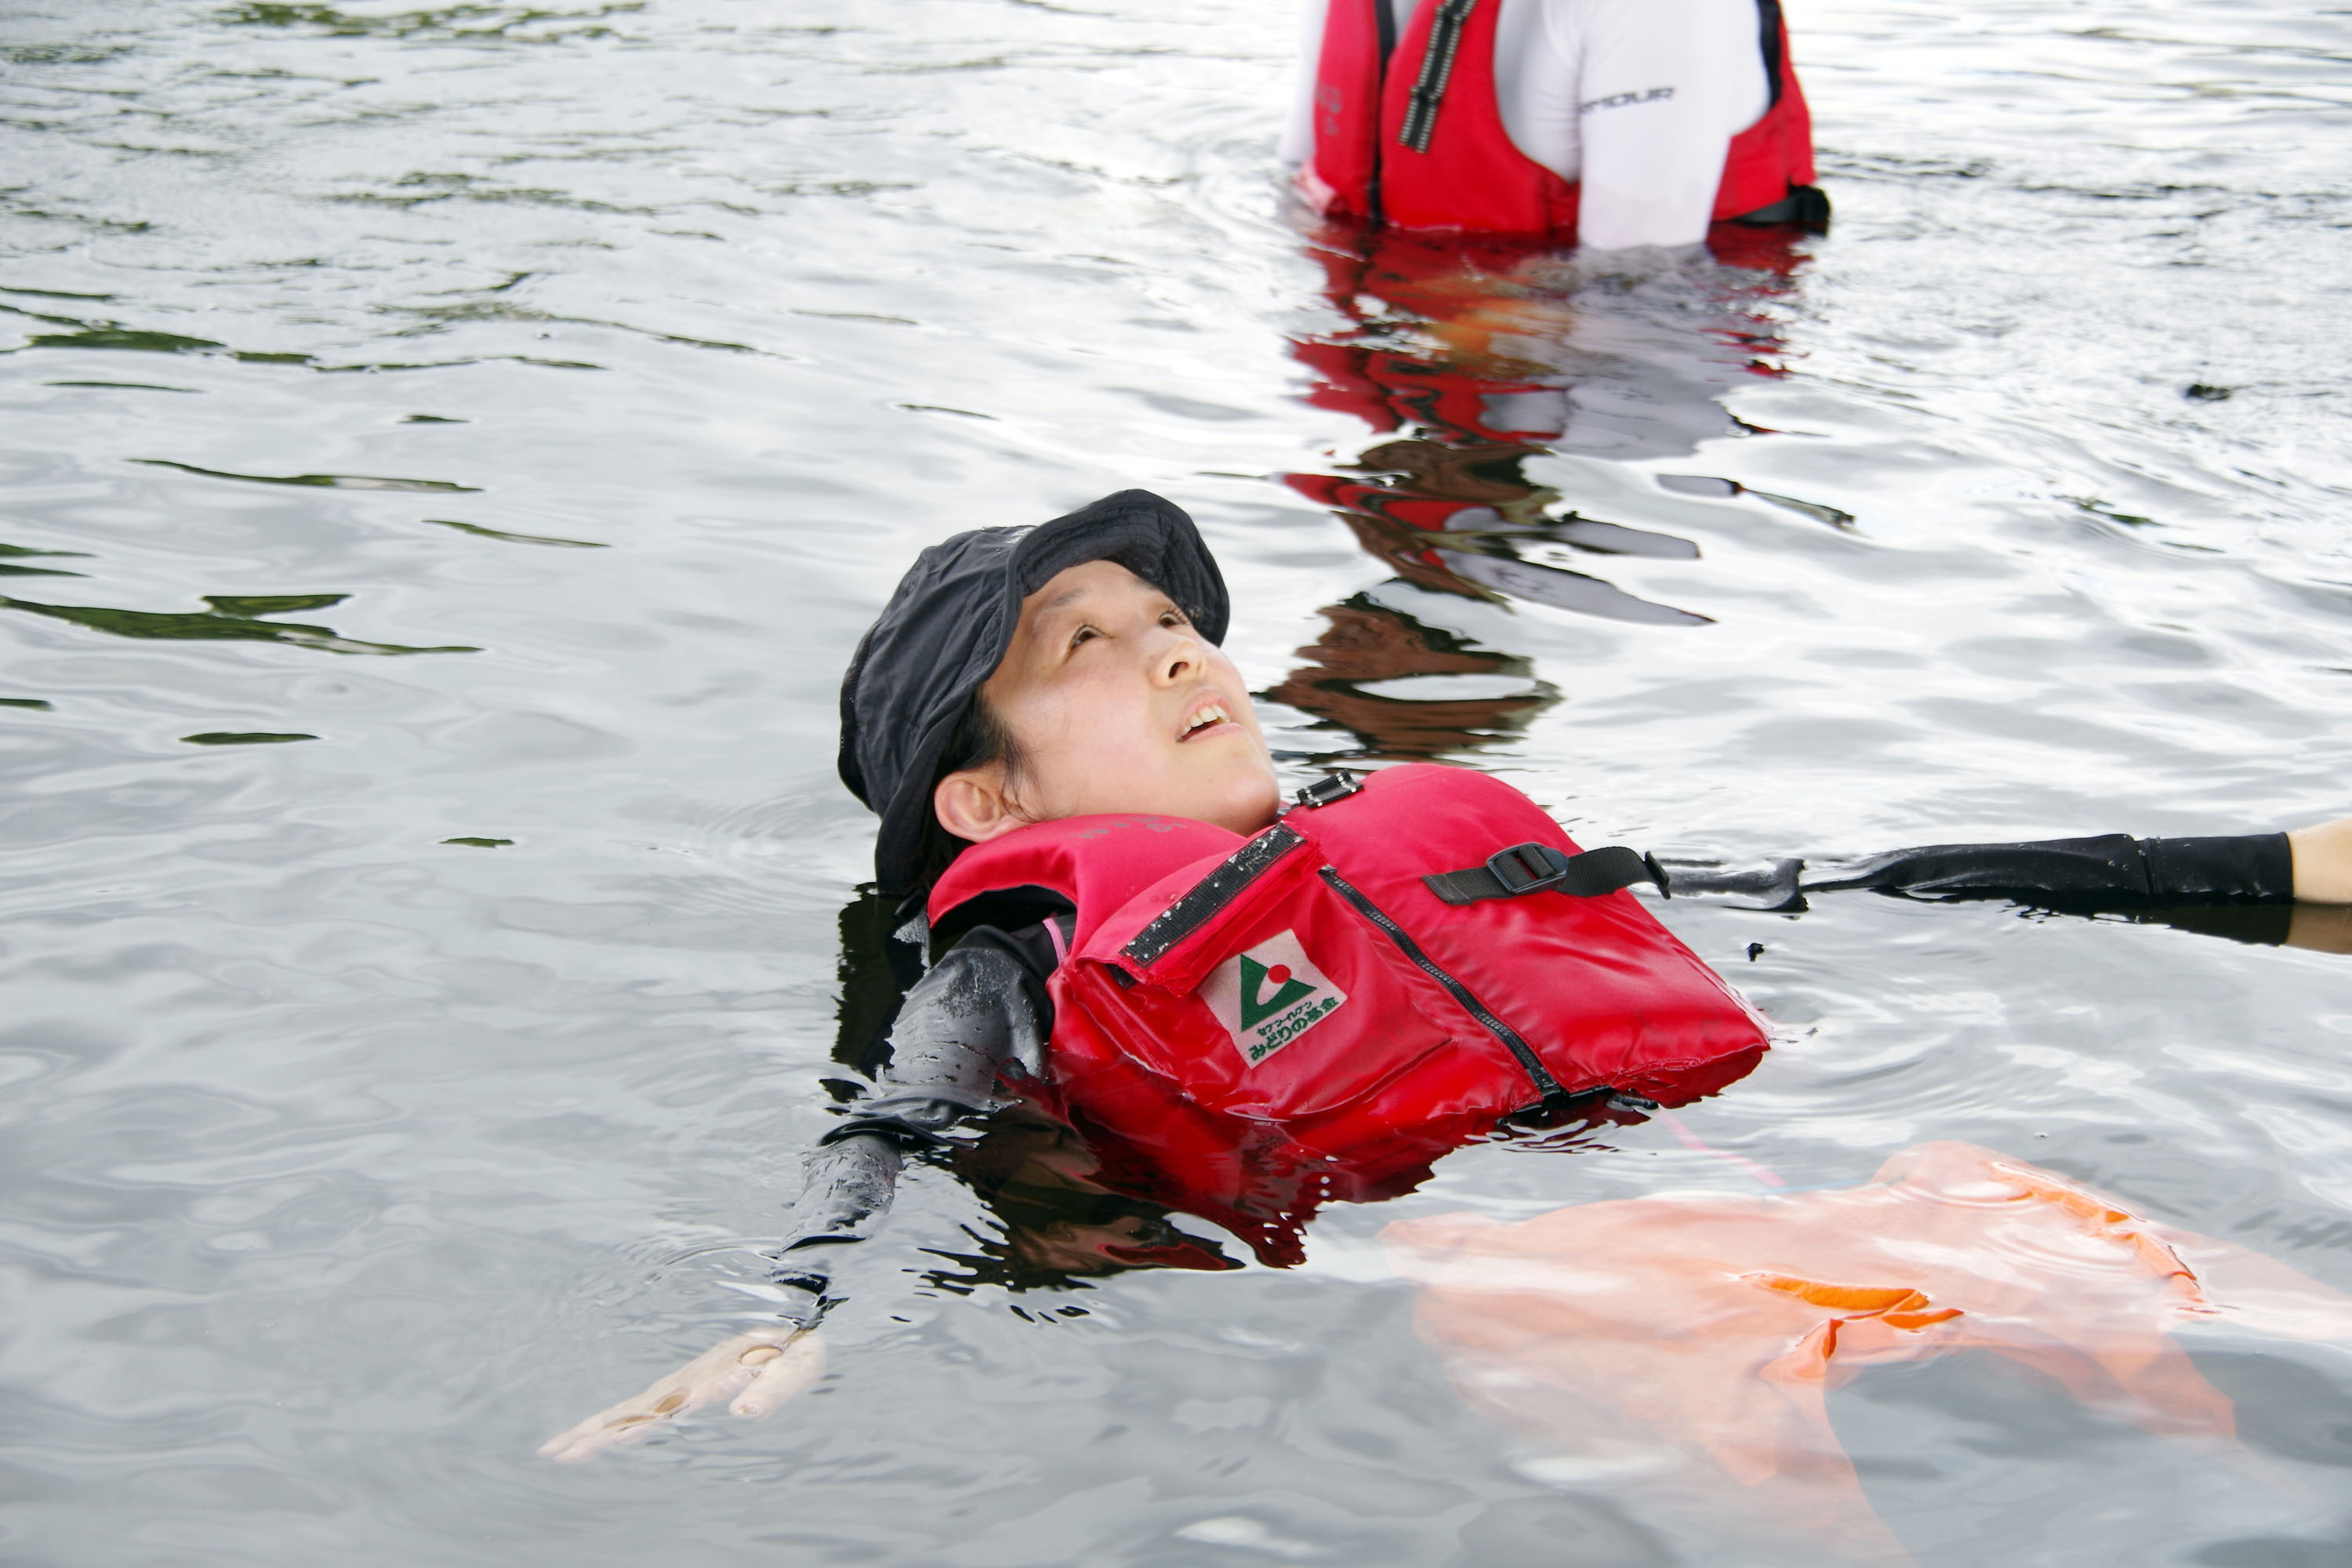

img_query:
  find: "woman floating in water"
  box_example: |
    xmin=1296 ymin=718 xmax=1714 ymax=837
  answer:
xmin=543 ymin=494 xmax=2352 ymax=1516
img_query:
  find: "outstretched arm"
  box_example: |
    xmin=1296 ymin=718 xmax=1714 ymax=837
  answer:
xmin=1801 ymin=829 xmax=2296 ymax=905
xmin=1655 ymin=816 xmax=2352 ymax=951
xmin=2285 ymin=818 xmax=2352 ymax=953
xmin=539 ymin=935 xmax=1049 ymax=1461
xmin=2288 ymin=818 xmax=2352 ymax=904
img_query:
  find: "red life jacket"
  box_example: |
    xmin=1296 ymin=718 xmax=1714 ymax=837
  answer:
xmin=1302 ymin=0 xmax=1818 ymax=235
xmin=928 ymin=764 xmax=1769 ymax=1256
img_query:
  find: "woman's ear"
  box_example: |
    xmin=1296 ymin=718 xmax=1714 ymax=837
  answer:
xmin=934 ymin=765 xmax=1025 ymax=844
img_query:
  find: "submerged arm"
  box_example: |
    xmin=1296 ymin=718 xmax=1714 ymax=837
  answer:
xmin=540 ymin=935 xmax=1048 ymax=1461
xmin=762 ymin=935 xmax=1047 ymax=1322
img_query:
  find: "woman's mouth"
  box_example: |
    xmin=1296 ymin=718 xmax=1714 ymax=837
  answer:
xmin=1178 ymin=700 xmax=1236 ymax=742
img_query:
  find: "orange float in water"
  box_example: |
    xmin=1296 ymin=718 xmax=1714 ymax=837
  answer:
xmin=1384 ymin=1142 xmax=2352 ymax=1564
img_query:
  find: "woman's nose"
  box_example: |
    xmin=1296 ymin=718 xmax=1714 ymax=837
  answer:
xmin=1149 ymin=626 xmax=1201 ymax=684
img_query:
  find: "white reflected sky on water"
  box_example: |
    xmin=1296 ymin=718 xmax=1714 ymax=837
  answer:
xmin=1 ymin=1 xmax=2350 ymax=1563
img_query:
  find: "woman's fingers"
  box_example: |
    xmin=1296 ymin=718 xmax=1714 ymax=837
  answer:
xmin=537 ymin=1392 xmax=685 ymax=1465
xmin=728 ymin=1330 xmax=827 ymax=1417
xmin=537 ymin=1327 xmax=811 ymax=1463
xmin=537 ymin=1370 xmax=712 ymax=1465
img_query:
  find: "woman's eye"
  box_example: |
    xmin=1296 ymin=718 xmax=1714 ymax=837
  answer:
xmin=1160 ymin=612 xmax=1188 ymax=628
xmin=1069 ymin=625 xmax=1098 ymax=648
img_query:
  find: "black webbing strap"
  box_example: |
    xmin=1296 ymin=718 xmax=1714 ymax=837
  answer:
xmin=1423 ymin=842 xmax=1663 ymax=906
xmin=1397 ymin=0 xmax=1475 ymax=153
xmin=1121 ymin=824 xmax=1306 ymax=969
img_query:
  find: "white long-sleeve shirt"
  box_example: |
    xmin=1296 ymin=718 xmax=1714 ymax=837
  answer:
xmin=1281 ymin=0 xmax=1772 ymax=249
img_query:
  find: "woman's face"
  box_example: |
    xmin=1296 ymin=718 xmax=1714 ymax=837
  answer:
xmin=938 ymin=559 xmax=1281 ymax=839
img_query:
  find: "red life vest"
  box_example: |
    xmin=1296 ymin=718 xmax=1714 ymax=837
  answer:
xmin=927 ymin=764 xmax=1769 ymax=1255
xmin=1302 ymin=0 xmax=1819 ymax=235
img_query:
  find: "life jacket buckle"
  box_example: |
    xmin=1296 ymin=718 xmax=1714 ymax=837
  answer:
xmin=1486 ymin=841 xmax=1570 ymax=895
xmin=1291 ymin=770 xmax=1365 ymax=811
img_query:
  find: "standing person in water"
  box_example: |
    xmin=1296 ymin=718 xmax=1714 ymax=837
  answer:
xmin=1284 ymin=0 xmax=1828 ymax=246
xmin=543 ymin=490 xmax=2352 ymax=1461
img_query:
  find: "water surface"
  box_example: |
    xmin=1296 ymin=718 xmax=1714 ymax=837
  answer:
xmin=4 ymin=2 xmax=2351 ymax=1563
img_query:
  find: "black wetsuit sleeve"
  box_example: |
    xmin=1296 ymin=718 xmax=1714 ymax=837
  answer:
xmin=1802 ymin=833 xmax=2293 ymax=905
xmin=1657 ymin=833 xmax=2298 ymax=947
xmin=763 ymin=927 xmax=1057 ymax=1323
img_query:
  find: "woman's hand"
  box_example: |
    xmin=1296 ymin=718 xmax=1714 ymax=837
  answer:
xmin=537 ymin=1327 xmax=826 ymax=1463
xmin=2289 ymin=817 xmax=2352 ymax=904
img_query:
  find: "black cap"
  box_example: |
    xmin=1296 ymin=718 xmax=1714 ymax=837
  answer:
xmin=838 ymin=488 xmax=1229 ymax=895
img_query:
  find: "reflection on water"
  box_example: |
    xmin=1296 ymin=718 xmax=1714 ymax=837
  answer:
xmin=423 ymin=517 xmax=605 ymax=547
xmin=1282 ymin=225 xmax=1857 ymax=636
xmin=0 ymin=591 xmax=476 ymax=655
xmin=1268 ymin=593 xmax=1557 ymax=762
xmin=5 ymin=0 xmax=2352 ymax=1562
xmin=923 ymin=1104 xmax=1246 ymax=1294
xmin=131 ymin=459 xmax=481 ymax=493
xmin=1657 ymin=470 xmax=1855 ymax=531
xmin=181 ymin=729 xmax=318 ymax=745
xmin=0 ymin=544 xmax=87 ymax=576
xmin=5 ymin=292 xmax=604 ymax=374
xmin=1272 ymin=224 xmax=1867 ymax=750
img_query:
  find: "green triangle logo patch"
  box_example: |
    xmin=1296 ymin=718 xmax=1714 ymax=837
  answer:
xmin=1204 ymin=931 xmax=1349 ymax=1069
xmin=1238 ymin=953 xmax=1317 ymax=1029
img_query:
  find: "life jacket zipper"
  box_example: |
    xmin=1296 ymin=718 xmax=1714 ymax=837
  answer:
xmin=1319 ymin=866 xmax=1567 ymax=1103
xmin=1398 ymin=0 xmax=1475 ymax=154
